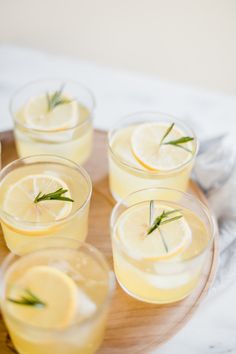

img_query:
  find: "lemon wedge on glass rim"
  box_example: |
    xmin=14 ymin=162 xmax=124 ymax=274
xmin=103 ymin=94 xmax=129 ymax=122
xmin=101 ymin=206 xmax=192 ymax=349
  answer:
xmin=131 ymin=122 xmax=193 ymax=171
xmin=3 ymin=174 xmax=73 ymax=224
xmin=24 ymin=94 xmax=78 ymax=131
xmin=116 ymin=202 xmax=192 ymax=261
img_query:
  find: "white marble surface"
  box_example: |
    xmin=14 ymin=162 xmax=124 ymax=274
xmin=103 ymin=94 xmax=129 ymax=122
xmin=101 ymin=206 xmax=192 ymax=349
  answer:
xmin=0 ymin=45 xmax=236 ymax=354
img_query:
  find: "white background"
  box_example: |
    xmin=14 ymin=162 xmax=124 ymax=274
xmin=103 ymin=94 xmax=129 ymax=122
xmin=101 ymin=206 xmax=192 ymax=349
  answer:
xmin=1 ymin=0 xmax=236 ymax=93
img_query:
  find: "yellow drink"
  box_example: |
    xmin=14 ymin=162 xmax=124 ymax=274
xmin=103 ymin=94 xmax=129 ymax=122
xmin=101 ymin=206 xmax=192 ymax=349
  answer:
xmin=0 ymin=239 xmax=114 ymax=354
xmin=11 ymin=80 xmax=95 ymax=165
xmin=0 ymin=156 xmax=92 ymax=254
xmin=108 ymin=112 xmax=198 ymax=202
xmin=111 ymin=188 xmax=215 ymax=304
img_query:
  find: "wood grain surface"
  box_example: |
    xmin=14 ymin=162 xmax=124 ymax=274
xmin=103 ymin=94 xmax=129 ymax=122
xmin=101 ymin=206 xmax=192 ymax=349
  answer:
xmin=0 ymin=129 xmax=217 ymax=354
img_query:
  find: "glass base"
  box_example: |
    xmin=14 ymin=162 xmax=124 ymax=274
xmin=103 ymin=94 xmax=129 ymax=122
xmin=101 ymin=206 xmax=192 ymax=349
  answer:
xmin=116 ymin=275 xmax=193 ymax=304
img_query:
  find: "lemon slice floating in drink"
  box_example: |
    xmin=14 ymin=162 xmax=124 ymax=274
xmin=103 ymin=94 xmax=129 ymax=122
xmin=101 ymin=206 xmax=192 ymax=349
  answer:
xmin=131 ymin=123 xmax=193 ymax=171
xmin=24 ymin=94 xmax=78 ymax=131
xmin=109 ymin=126 xmax=142 ymax=168
xmin=3 ymin=174 xmax=73 ymax=223
xmin=117 ymin=202 xmax=192 ymax=261
xmin=7 ymin=265 xmax=78 ymax=328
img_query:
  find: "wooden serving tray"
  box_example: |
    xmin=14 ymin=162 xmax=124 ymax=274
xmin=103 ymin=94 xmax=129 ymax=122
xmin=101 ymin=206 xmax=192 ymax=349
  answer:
xmin=0 ymin=130 xmax=217 ymax=354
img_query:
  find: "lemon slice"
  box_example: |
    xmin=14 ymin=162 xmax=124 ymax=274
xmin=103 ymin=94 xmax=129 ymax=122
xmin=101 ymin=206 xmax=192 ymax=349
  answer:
xmin=116 ymin=202 xmax=192 ymax=261
xmin=3 ymin=174 xmax=73 ymax=223
xmin=24 ymin=94 xmax=79 ymax=131
xmin=131 ymin=123 xmax=193 ymax=171
xmin=7 ymin=266 xmax=78 ymax=328
xmin=110 ymin=126 xmax=143 ymax=169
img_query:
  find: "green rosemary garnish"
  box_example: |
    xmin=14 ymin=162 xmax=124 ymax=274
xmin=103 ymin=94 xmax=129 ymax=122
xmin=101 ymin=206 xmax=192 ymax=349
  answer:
xmin=160 ymin=122 xmax=194 ymax=153
xmin=46 ymin=85 xmax=71 ymax=111
xmin=160 ymin=122 xmax=175 ymax=145
xmin=149 ymin=200 xmax=155 ymax=226
xmin=8 ymin=289 xmax=46 ymax=307
xmin=147 ymin=201 xmax=183 ymax=252
xmin=147 ymin=208 xmax=182 ymax=235
xmin=34 ymin=188 xmax=74 ymax=204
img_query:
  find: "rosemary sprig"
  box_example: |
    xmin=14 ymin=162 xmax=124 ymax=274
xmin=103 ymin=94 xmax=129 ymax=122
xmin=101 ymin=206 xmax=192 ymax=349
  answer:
xmin=147 ymin=201 xmax=182 ymax=252
xmin=149 ymin=200 xmax=155 ymax=226
xmin=160 ymin=122 xmax=194 ymax=153
xmin=160 ymin=122 xmax=175 ymax=145
xmin=34 ymin=188 xmax=74 ymax=204
xmin=158 ymin=228 xmax=169 ymax=253
xmin=7 ymin=289 xmax=46 ymax=308
xmin=147 ymin=208 xmax=182 ymax=235
xmin=47 ymin=85 xmax=71 ymax=111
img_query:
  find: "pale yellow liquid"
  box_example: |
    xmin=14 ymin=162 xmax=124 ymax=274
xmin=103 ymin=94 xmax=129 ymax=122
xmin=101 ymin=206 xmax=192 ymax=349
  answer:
xmin=112 ymin=201 xmax=210 ymax=303
xmin=1 ymin=248 xmax=109 ymax=354
xmin=109 ymin=126 xmax=194 ymax=202
xmin=0 ymin=163 xmax=90 ymax=254
xmin=14 ymin=103 xmax=93 ymax=165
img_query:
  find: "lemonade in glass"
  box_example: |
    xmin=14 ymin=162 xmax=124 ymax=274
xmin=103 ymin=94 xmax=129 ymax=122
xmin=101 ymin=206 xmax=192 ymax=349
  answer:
xmin=11 ymin=79 xmax=95 ymax=165
xmin=0 ymin=155 xmax=92 ymax=254
xmin=111 ymin=188 xmax=215 ymax=304
xmin=108 ymin=112 xmax=198 ymax=202
xmin=0 ymin=238 xmax=114 ymax=354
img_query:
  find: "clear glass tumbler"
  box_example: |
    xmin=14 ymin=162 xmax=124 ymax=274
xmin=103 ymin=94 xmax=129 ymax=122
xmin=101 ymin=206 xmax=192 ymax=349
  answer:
xmin=0 ymin=238 xmax=114 ymax=354
xmin=11 ymin=79 xmax=95 ymax=165
xmin=110 ymin=187 xmax=216 ymax=304
xmin=0 ymin=155 xmax=92 ymax=254
xmin=108 ymin=112 xmax=198 ymax=202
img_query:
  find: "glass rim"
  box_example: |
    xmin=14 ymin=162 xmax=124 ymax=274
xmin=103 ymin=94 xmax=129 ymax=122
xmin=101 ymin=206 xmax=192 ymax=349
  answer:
xmin=108 ymin=111 xmax=199 ymax=176
xmin=0 ymin=154 xmax=92 ymax=227
xmin=0 ymin=238 xmax=115 ymax=331
xmin=110 ymin=186 xmax=216 ymax=263
xmin=9 ymin=78 xmax=96 ymax=133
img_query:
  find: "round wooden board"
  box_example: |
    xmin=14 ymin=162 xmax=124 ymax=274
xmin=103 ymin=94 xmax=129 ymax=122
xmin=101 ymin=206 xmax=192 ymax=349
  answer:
xmin=0 ymin=129 xmax=217 ymax=354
